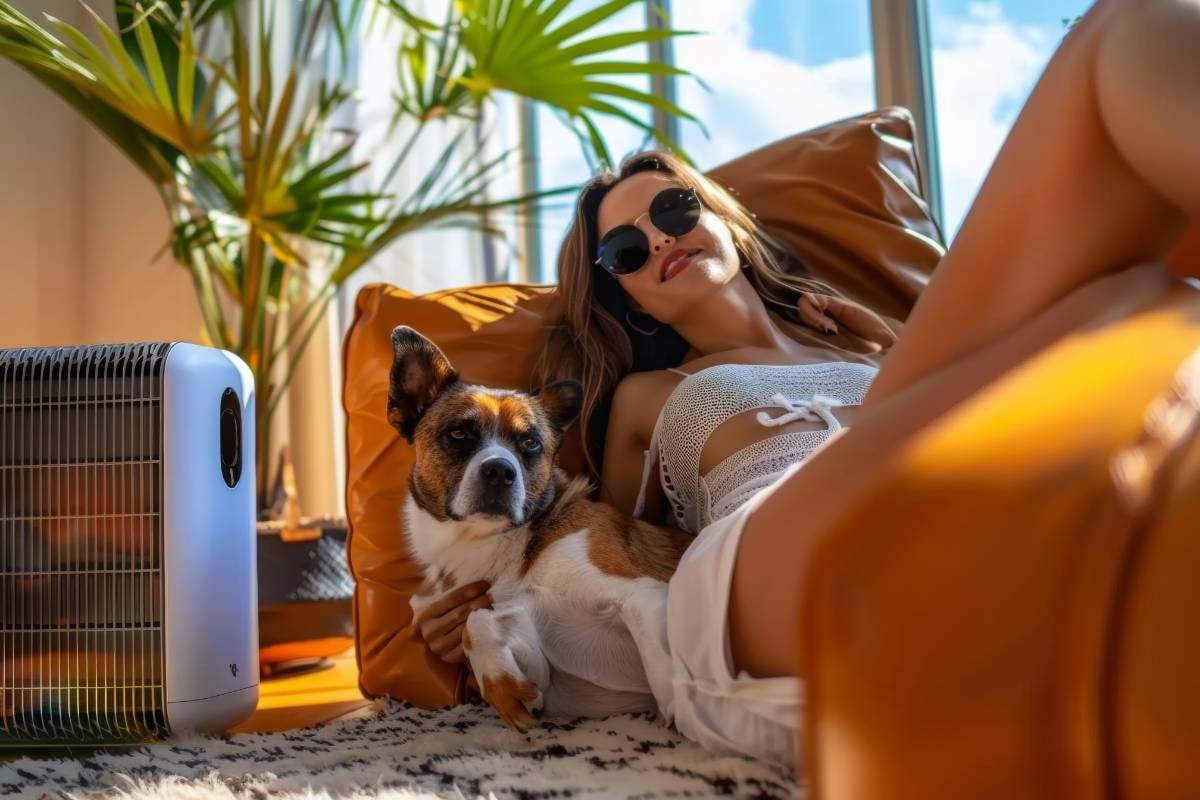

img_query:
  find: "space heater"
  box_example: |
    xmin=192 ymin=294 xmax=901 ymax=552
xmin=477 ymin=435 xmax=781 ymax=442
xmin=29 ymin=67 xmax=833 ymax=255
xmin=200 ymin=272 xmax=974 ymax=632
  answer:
xmin=1 ymin=342 xmax=258 ymax=745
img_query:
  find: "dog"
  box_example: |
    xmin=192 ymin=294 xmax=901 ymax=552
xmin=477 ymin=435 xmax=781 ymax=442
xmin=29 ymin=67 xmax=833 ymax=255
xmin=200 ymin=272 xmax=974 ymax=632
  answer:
xmin=387 ymin=326 xmax=694 ymax=732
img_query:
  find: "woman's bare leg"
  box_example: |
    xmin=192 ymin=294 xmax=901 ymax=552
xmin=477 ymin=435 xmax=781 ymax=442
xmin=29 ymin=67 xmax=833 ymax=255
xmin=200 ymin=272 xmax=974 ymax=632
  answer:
xmin=866 ymin=0 xmax=1200 ymax=407
xmin=727 ymin=0 xmax=1200 ymax=680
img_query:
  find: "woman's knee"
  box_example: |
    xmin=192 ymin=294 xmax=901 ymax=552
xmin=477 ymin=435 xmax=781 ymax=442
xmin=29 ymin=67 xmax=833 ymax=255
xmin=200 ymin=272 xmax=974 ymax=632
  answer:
xmin=1095 ymin=0 xmax=1200 ymax=215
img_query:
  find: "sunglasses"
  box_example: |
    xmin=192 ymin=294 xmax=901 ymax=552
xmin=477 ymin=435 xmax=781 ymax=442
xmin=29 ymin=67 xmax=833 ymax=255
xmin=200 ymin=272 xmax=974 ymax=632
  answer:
xmin=594 ymin=187 xmax=703 ymax=276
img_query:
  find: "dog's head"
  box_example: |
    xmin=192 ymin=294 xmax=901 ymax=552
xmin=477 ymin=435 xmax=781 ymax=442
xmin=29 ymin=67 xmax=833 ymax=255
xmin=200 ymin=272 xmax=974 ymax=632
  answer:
xmin=387 ymin=326 xmax=583 ymax=529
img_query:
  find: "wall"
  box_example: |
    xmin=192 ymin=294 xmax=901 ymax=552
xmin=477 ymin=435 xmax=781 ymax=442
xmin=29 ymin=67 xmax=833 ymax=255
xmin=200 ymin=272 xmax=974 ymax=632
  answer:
xmin=0 ymin=0 xmax=86 ymax=348
xmin=0 ymin=1 xmax=341 ymax=518
xmin=0 ymin=0 xmax=202 ymax=351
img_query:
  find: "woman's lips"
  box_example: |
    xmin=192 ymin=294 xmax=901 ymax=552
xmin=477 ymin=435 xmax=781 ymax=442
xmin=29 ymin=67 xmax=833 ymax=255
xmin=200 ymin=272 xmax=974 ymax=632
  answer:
xmin=661 ymin=248 xmax=703 ymax=282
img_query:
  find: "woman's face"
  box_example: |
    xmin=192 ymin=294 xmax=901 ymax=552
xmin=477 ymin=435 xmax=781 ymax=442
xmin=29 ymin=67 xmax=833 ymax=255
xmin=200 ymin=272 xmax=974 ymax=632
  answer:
xmin=595 ymin=171 xmax=742 ymax=325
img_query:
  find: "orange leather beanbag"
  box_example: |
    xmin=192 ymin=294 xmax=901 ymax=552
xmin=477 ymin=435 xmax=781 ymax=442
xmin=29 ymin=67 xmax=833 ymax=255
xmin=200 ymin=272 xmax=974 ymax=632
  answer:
xmin=801 ymin=283 xmax=1200 ymax=797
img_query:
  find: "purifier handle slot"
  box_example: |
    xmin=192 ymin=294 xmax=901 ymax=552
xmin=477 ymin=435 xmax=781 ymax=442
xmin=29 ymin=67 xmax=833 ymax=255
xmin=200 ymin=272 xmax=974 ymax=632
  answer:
xmin=219 ymin=388 xmax=242 ymax=488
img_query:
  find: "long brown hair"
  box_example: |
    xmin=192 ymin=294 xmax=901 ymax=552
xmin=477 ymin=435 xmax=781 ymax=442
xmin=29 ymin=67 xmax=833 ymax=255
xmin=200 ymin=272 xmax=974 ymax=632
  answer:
xmin=533 ymin=150 xmax=837 ymax=477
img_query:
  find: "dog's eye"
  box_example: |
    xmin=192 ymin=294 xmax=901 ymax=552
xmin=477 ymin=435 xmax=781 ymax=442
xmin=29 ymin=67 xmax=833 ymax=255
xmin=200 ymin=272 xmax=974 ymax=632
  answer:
xmin=448 ymin=428 xmax=471 ymax=441
xmin=519 ymin=436 xmax=543 ymax=454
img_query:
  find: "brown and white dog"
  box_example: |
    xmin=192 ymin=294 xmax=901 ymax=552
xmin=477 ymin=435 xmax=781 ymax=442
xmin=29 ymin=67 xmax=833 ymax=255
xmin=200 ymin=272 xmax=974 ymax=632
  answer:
xmin=388 ymin=326 xmax=694 ymax=731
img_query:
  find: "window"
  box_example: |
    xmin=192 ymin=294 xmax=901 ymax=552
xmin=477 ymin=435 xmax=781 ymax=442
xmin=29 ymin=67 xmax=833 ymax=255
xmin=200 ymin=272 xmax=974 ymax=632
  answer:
xmin=340 ymin=0 xmax=1097 ymax=286
xmin=338 ymin=0 xmax=487 ymax=301
xmin=926 ymin=0 xmax=1092 ymax=240
xmin=675 ymin=1 xmax=877 ymax=170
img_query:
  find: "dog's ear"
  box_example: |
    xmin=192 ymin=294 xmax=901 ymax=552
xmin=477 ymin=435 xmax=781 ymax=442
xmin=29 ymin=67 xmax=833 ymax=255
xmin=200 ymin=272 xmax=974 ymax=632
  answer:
xmin=388 ymin=326 xmax=460 ymax=442
xmin=534 ymin=379 xmax=583 ymax=433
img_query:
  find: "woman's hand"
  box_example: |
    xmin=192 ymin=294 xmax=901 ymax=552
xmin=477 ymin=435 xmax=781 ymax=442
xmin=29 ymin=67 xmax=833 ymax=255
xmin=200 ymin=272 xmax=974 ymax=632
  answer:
xmin=796 ymin=291 xmax=899 ymax=349
xmin=411 ymin=580 xmax=492 ymax=665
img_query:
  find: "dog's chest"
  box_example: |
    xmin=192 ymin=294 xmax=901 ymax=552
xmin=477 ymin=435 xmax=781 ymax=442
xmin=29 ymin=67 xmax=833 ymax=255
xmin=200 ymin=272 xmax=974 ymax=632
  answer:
xmin=404 ymin=496 xmax=527 ymax=585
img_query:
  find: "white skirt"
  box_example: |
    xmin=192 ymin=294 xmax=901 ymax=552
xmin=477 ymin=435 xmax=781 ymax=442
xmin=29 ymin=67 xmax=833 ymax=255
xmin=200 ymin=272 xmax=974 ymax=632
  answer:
xmin=666 ymin=498 xmax=804 ymax=768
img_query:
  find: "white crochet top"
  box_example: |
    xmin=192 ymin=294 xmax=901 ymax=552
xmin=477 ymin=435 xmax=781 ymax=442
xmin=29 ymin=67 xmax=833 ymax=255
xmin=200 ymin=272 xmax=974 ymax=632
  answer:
xmin=633 ymin=362 xmax=877 ymax=533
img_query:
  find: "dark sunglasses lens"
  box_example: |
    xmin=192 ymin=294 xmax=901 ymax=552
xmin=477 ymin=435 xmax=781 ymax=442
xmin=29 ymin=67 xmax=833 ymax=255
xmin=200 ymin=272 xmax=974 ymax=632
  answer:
xmin=650 ymin=188 xmax=701 ymax=236
xmin=598 ymin=226 xmax=650 ymax=274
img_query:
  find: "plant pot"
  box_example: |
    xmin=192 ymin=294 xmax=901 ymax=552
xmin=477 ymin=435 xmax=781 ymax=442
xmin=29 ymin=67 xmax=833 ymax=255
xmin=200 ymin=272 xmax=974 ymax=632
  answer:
xmin=256 ymin=518 xmax=355 ymax=679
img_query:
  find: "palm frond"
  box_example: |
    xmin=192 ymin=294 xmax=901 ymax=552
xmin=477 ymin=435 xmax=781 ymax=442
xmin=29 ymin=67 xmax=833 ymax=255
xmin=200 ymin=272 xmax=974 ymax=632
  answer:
xmin=448 ymin=0 xmax=699 ymax=165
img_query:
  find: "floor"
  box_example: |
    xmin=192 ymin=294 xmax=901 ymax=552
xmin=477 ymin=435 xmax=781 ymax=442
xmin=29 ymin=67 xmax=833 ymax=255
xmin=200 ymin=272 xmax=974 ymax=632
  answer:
xmin=229 ymin=651 xmax=375 ymax=733
xmin=0 ymin=652 xmax=373 ymax=764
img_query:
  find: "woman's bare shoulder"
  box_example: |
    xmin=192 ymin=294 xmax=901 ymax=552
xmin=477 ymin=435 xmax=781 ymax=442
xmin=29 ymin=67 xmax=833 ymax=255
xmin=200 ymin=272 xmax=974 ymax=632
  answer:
xmin=616 ymin=368 xmax=680 ymax=390
xmin=610 ymin=369 xmax=685 ymax=442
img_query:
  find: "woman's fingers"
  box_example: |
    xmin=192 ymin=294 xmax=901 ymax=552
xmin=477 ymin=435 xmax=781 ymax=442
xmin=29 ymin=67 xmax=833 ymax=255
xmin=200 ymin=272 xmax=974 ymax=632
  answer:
xmin=412 ymin=580 xmax=490 ymax=629
xmin=431 ymin=623 xmax=467 ymax=661
xmin=421 ymin=593 xmax=492 ymax=642
xmin=796 ymin=292 xmax=839 ymax=335
xmin=798 ymin=292 xmax=899 ymax=348
xmin=834 ymin=300 xmax=899 ymax=347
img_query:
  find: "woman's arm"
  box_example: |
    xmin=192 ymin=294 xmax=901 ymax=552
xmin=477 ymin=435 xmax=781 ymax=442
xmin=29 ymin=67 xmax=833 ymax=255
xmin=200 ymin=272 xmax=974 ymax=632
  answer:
xmin=601 ymin=372 xmax=670 ymax=518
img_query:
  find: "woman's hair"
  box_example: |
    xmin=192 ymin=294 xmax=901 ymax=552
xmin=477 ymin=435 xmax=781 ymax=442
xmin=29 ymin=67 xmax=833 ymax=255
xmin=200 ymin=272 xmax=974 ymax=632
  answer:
xmin=533 ymin=149 xmax=837 ymax=477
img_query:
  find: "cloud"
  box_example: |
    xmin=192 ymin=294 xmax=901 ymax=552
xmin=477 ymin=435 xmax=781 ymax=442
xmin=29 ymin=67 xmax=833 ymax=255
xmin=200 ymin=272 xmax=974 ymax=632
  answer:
xmin=667 ymin=0 xmax=1062 ymax=240
xmin=929 ymin=2 xmax=1056 ymax=237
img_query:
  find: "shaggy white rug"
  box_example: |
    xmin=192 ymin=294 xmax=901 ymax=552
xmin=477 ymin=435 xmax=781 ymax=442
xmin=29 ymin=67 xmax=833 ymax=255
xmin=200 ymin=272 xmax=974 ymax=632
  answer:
xmin=0 ymin=697 xmax=799 ymax=799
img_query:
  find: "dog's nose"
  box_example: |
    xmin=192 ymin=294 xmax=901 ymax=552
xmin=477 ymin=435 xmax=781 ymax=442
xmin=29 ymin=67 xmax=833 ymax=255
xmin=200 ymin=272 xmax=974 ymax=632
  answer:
xmin=481 ymin=457 xmax=516 ymax=487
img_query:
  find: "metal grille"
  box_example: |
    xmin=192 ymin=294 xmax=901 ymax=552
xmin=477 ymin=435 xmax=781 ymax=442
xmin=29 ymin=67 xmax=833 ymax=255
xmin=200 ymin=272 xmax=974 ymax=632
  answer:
xmin=1 ymin=343 xmax=170 ymax=744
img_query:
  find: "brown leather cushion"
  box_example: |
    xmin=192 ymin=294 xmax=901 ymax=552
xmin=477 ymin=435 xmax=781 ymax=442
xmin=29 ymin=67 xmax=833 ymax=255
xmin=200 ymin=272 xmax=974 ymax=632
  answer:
xmin=800 ymin=287 xmax=1200 ymax=798
xmin=707 ymin=106 xmax=944 ymax=324
xmin=343 ymin=107 xmax=946 ymax=708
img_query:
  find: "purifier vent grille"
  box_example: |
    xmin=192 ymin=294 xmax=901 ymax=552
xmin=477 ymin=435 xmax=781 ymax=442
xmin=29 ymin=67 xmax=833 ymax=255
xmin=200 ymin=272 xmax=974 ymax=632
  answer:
xmin=1 ymin=343 xmax=171 ymax=744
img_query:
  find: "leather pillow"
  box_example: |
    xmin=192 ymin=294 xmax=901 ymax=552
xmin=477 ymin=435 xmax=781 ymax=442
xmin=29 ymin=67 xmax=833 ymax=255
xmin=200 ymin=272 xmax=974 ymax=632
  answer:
xmin=707 ymin=106 xmax=944 ymax=324
xmin=342 ymin=106 xmax=946 ymax=707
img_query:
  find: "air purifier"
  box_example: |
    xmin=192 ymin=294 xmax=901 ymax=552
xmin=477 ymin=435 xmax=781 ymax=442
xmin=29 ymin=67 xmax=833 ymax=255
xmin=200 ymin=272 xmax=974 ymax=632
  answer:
xmin=1 ymin=342 xmax=258 ymax=744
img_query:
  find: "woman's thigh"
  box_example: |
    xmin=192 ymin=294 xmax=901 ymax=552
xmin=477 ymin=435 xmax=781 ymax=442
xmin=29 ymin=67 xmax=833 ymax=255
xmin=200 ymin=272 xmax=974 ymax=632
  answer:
xmin=866 ymin=0 xmax=1198 ymax=407
xmin=727 ymin=262 xmax=1184 ymax=679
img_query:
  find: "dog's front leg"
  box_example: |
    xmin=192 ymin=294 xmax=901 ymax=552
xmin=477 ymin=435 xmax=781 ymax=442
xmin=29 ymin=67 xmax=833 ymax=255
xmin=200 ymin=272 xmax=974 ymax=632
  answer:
xmin=464 ymin=599 xmax=549 ymax=733
xmin=619 ymin=580 xmax=675 ymax=725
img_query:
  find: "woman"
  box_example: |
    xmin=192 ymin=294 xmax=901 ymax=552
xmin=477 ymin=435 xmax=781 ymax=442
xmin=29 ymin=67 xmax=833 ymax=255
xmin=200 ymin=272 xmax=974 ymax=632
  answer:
xmin=410 ymin=0 xmax=1200 ymax=767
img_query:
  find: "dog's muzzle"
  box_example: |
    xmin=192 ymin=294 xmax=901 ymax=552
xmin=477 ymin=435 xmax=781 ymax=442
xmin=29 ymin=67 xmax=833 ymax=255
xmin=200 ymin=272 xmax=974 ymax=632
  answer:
xmin=451 ymin=444 xmax=526 ymax=524
xmin=478 ymin=456 xmax=517 ymax=511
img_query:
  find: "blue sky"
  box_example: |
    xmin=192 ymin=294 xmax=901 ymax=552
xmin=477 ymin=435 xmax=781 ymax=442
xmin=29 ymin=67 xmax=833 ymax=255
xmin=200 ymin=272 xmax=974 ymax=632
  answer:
xmin=747 ymin=1 xmax=871 ymax=64
xmin=673 ymin=0 xmax=1092 ymax=241
xmin=749 ymin=0 xmax=1088 ymax=65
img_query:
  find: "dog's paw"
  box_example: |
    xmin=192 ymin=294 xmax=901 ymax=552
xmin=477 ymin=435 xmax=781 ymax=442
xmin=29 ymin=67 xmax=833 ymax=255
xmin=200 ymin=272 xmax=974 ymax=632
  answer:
xmin=481 ymin=672 xmax=542 ymax=733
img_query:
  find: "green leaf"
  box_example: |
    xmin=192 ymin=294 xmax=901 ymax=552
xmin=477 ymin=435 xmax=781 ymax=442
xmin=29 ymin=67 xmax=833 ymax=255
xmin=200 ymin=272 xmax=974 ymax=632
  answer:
xmin=176 ymin=3 xmax=194 ymax=125
xmin=531 ymin=29 xmax=695 ymax=68
xmin=378 ymin=0 xmax=439 ymax=33
xmin=449 ymin=0 xmax=700 ymax=164
xmin=581 ymin=80 xmax=699 ymax=124
xmin=130 ymin=3 xmax=177 ymax=111
xmin=292 ymin=161 xmax=370 ymax=199
xmin=537 ymin=0 xmax=642 ymax=53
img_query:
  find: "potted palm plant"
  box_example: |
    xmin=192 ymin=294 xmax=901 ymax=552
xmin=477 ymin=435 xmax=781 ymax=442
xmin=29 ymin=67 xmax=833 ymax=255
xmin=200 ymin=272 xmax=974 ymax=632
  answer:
xmin=0 ymin=0 xmax=699 ymax=673
xmin=0 ymin=0 xmax=698 ymax=516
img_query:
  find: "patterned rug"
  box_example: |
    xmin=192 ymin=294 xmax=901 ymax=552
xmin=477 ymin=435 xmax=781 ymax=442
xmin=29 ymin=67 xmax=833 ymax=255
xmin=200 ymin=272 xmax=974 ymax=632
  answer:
xmin=0 ymin=698 xmax=799 ymax=799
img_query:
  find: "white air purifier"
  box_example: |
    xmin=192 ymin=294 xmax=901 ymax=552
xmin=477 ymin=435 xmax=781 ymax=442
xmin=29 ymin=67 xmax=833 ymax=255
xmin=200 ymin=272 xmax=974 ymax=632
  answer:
xmin=1 ymin=342 xmax=259 ymax=744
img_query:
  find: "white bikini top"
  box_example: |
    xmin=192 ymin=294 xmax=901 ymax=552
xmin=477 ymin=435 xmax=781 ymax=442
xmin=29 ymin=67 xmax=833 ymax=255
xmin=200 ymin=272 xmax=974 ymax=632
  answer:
xmin=633 ymin=362 xmax=878 ymax=533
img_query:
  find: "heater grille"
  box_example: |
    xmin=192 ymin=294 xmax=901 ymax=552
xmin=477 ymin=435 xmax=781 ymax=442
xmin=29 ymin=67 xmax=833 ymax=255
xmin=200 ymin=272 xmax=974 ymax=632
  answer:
xmin=1 ymin=343 xmax=171 ymax=744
